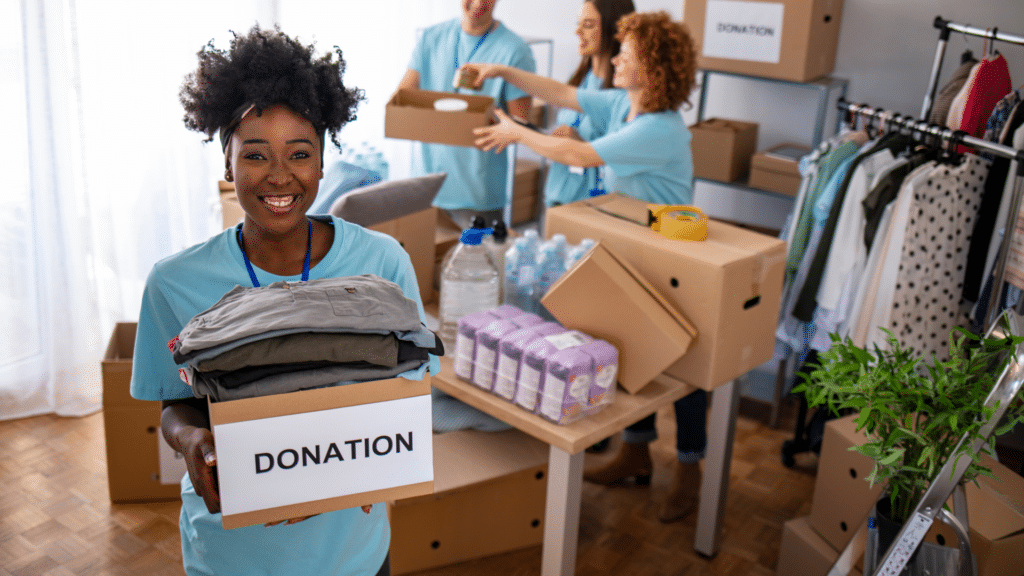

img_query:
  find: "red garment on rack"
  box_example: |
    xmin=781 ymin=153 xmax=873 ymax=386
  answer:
xmin=958 ymin=54 xmax=1012 ymax=152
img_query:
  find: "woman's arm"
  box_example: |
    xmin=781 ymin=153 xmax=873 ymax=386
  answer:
xmin=474 ymin=109 xmax=604 ymax=167
xmin=161 ymin=397 xmax=220 ymax=513
xmin=461 ymin=63 xmax=582 ymax=113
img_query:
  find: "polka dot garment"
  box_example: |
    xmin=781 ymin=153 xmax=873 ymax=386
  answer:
xmin=890 ymin=154 xmax=990 ymax=362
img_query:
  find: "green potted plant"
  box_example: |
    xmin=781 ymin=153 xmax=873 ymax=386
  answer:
xmin=794 ymin=326 xmax=1024 ymax=531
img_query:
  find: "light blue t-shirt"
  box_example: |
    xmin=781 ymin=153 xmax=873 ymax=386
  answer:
xmin=409 ymin=19 xmax=536 ymax=211
xmin=578 ymin=89 xmax=694 ymax=204
xmin=131 ymin=215 xmax=439 ymax=576
xmin=542 ymin=71 xmax=619 ymax=206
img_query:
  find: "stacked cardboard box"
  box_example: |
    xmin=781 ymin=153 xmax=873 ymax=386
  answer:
xmin=778 ymin=413 xmax=1024 ymax=576
xmin=512 ymin=159 xmax=543 ymax=225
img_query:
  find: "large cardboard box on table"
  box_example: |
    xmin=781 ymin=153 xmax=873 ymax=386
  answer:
xmin=390 ymin=429 xmax=548 ymax=575
xmin=541 ymin=241 xmax=697 ymax=394
xmin=102 ymin=322 xmax=185 ymax=502
xmin=683 ymin=0 xmax=845 ymax=82
xmin=386 ymin=88 xmax=495 ymax=147
xmin=690 ymin=118 xmax=759 ymax=183
xmin=777 ymin=516 xmax=862 ymax=576
xmin=208 ymin=375 xmax=434 ymax=529
xmin=749 ymin=143 xmax=810 ymax=196
xmin=544 ymin=194 xmax=786 ymax=391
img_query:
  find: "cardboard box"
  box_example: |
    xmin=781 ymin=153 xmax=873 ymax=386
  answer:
xmin=809 ymin=413 xmax=885 ymax=551
xmin=512 ymin=159 xmax=543 ymax=225
xmin=749 ymin=143 xmax=810 ymax=196
xmin=385 ymin=88 xmax=495 ymax=147
xmin=102 ymin=322 xmax=185 ymax=502
xmin=209 ymin=375 xmax=434 ymax=529
xmin=777 ymin=516 xmax=862 ymax=576
xmin=390 ymin=429 xmax=548 ymax=574
xmin=684 ymin=0 xmax=845 ymax=82
xmin=541 ymin=241 xmax=697 ymax=394
xmin=690 ymin=118 xmax=759 ymax=183
xmin=966 ymin=454 xmax=1024 ymax=576
xmin=369 ymin=207 xmax=438 ymax=305
xmin=544 ymin=194 xmax=786 ymax=390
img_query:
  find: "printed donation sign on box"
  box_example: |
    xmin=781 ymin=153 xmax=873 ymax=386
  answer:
xmin=209 ymin=375 xmax=434 ymax=529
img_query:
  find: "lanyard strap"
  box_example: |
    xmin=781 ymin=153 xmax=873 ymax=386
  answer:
xmin=454 ymin=21 xmax=495 ymax=91
xmin=236 ymin=219 xmax=312 ymax=287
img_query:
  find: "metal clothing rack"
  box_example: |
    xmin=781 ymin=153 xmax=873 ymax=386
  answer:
xmin=921 ymin=16 xmax=1024 ymax=120
xmin=827 ymin=99 xmax=1024 ymax=576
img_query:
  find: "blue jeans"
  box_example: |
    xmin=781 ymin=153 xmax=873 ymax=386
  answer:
xmin=622 ymin=389 xmax=707 ymax=464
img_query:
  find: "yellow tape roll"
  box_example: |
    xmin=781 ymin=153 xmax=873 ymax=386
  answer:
xmin=647 ymin=205 xmax=708 ymax=241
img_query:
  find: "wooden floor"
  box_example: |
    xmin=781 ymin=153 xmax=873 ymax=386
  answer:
xmin=0 ymin=397 xmax=819 ymax=576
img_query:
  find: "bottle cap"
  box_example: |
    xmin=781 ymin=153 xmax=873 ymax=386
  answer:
xmin=491 ymin=220 xmax=508 ymax=242
xmin=471 ymin=216 xmax=487 ymax=229
xmin=460 ymin=227 xmax=493 ymax=245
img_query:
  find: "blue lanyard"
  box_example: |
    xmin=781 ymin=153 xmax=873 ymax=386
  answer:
xmin=587 ymin=168 xmax=606 ymax=197
xmin=454 ymin=21 xmax=495 ymax=91
xmin=236 ymin=219 xmax=312 ymax=288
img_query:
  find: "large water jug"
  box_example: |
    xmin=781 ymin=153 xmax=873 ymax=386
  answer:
xmin=438 ymin=227 xmax=500 ymax=351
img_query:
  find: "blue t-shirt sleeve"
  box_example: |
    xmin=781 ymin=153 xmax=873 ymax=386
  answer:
xmin=591 ymin=114 xmax=685 ymax=178
xmin=576 ymin=88 xmax=617 ymax=136
xmin=503 ymin=43 xmax=536 ymax=102
xmin=130 ymin=269 xmax=195 ymax=401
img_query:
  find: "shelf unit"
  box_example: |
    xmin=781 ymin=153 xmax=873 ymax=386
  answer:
xmin=692 ymin=69 xmax=848 ymax=428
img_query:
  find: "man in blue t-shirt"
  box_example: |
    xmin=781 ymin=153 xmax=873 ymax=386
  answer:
xmin=396 ymin=0 xmax=536 ymax=228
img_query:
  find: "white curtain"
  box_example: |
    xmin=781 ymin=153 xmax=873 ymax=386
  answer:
xmin=1 ymin=0 xmax=462 ymax=421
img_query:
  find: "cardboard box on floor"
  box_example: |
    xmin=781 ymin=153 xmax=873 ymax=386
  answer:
xmin=683 ymin=0 xmax=845 ymax=82
xmin=390 ymin=428 xmax=548 ymax=574
xmin=208 ymin=375 xmax=434 ymax=529
xmin=690 ymin=118 xmax=759 ymax=183
xmin=102 ymin=322 xmax=185 ymax=502
xmin=541 ymin=241 xmax=697 ymax=394
xmin=963 ymin=453 xmax=1024 ymax=576
xmin=777 ymin=516 xmax=862 ymax=576
xmin=749 ymin=143 xmax=810 ymax=196
xmin=544 ymin=193 xmax=786 ymax=391
xmin=219 ymin=185 xmax=245 ymax=230
xmin=386 ymin=88 xmax=495 ymax=147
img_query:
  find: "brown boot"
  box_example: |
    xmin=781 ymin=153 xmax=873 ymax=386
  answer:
xmin=583 ymin=441 xmax=653 ymax=486
xmin=658 ymin=461 xmax=701 ymax=523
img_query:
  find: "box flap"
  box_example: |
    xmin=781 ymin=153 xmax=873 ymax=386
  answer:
xmin=392 ymin=88 xmax=494 ymax=113
xmin=967 ymin=454 xmax=1024 ymax=541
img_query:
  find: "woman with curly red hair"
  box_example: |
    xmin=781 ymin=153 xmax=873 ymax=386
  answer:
xmin=469 ymin=10 xmax=698 ymax=205
xmin=469 ymin=12 xmax=706 ymax=523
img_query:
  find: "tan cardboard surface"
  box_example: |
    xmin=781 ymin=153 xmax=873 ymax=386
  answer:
xmin=391 ymin=429 xmax=547 ymax=574
xmin=777 ymin=516 xmax=862 ymax=576
xmin=102 ymin=322 xmax=148 ymax=409
xmin=690 ymin=118 xmax=759 ymax=182
xmin=209 ymin=375 xmax=434 ymax=529
xmin=369 ymin=207 xmax=437 ymax=304
xmin=220 ymin=190 xmax=245 ymax=230
xmin=684 ymin=0 xmax=845 ymax=82
xmin=385 ymin=89 xmax=495 ymax=147
xmin=545 ymin=194 xmax=785 ymax=390
xmin=541 ymin=241 xmax=697 ymax=394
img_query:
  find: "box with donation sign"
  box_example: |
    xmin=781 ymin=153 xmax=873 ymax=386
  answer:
xmin=544 ymin=193 xmax=786 ymax=391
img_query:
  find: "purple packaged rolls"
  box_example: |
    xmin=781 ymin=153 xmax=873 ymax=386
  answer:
xmin=579 ymin=340 xmax=619 ymax=415
xmin=472 ymin=319 xmax=522 ymax=391
xmin=454 ymin=305 xmax=531 ymax=382
xmin=515 ymin=330 xmax=591 ymax=413
xmin=494 ymin=322 xmax=564 ymax=401
xmin=539 ymin=347 xmax=595 ymax=424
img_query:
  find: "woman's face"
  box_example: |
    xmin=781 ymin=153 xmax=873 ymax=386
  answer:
xmin=228 ymin=104 xmax=322 ymax=236
xmin=576 ymin=2 xmax=602 ymax=58
xmin=612 ymin=34 xmax=645 ymax=90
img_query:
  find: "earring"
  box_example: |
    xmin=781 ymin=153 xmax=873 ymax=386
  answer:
xmin=225 ymin=167 xmax=233 ymax=182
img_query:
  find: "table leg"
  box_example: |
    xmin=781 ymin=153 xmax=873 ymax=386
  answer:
xmin=695 ymin=378 xmax=740 ymax=557
xmin=541 ymin=445 xmax=584 ymax=576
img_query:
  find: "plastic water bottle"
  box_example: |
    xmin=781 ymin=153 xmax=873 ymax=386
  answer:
xmin=549 ymin=233 xmax=568 ymax=261
xmin=483 ymin=220 xmax=509 ymax=301
xmin=534 ymin=242 xmax=567 ymax=321
xmin=565 ymin=238 xmax=596 ymax=269
xmin=369 ymin=150 xmax=389 ymax=181
xmin=503 ymin=238 xmax=536 ymax=313
xmin=438 ymin=227 xmax=501 ymax=352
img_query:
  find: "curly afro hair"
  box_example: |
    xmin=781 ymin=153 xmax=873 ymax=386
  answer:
xmin=617 ymin=12 xmax=697 ymax=113
xmin=179 ymin=25 xmax=364 ymax=150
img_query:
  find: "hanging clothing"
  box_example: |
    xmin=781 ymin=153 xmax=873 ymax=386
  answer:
xmin=958 ymin=54 xmax=1013 ymax=151
xmin=929 ymin=56 xmax=979 ymax=127
xmin=945 ymin=62 xmax=981 ymax=131
xmin=889 ymin=155 xmax=991 ymax=362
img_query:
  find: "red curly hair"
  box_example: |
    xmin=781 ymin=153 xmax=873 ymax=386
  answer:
xmin=616 ymin=12 xmax=698 ymax=112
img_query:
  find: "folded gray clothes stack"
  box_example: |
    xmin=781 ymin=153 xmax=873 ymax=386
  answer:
xmin=170 ymin=275 xmax=443 ymax=402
